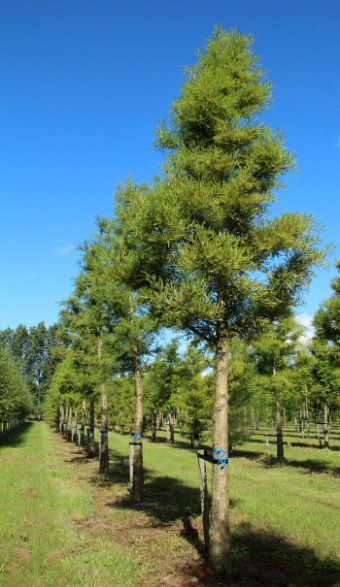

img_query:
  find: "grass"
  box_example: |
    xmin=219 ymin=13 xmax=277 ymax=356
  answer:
xmin=0 ymin=422 xmax=143 ymax=587
xmin=0 ymin=421 xmax=339 ymax=586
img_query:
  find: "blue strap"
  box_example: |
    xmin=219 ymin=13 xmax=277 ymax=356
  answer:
xmin=212 ymin=449 xmax=228 ymax=469
xmin=100 ymin=429 xmax=108 ymax=436
xmin=132 ymin=432 xmax=142 ymax=441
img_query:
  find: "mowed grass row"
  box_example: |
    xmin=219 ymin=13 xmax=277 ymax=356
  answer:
xmin=100 ymin=427 xmax=340 ymax=559
xmin=0 ymin=422 xmax=339 ymax=586
xmin=0 ymin=422 xmax=143 ymax=587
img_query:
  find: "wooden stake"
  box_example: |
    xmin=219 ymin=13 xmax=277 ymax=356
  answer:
xmin=197 ymin=451 xmax=210 ymax=552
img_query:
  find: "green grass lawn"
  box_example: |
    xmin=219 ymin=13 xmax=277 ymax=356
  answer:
xmin=98 ymin=425 xmax=340 ymax=585
xmin=0 ymin=422 xmax=339 ymax=586
xmin=0 ymin=422 xmax=143 ymax=587
xmin=103 ymin=427 xmax=340 ymax=555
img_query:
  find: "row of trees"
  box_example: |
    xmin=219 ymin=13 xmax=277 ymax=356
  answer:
xmin=0 ymin=322 xmax=59 ymax=417
xmin=43 ymin=28 xmax=332 ymax=571
xmin=0 ymin=344 xmax=33 ymax=431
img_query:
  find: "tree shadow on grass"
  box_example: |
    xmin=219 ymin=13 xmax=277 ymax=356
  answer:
xmin=285 ymin=458 xmax=340 ymax=477
xmin=290 ymin=441 xmax=340 ymax=452
xmin=171 ymin=524 xmax=340 ymax=587
xmin=101 ymin=464 xmax=339 ymax=586
xmin=231 ymin=448 xmax=265 ymax=460
xmin=0 ymin=422 xmax=33 ymax=449
xmin=86 ymin=446 xmax=340 ymax=586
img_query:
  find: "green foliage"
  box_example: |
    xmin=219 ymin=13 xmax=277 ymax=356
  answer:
xmin=310 ymin=261 xmax=340 ymax=409
xmin=0 ymin=344 xmax=33 ymax=422
xmin=119 ymin=29 xmax=323 ymax=348
xmin=0 ymin=322 xmax=60 ymax=414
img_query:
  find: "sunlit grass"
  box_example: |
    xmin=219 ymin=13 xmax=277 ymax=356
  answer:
xmin=0 ymin=422 xmax=143 ymax=587
xmin=104 ymin=425 xmax=340 ymax=559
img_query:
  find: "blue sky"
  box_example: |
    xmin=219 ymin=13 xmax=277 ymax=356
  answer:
xmin=1 ymin=0 xmax=339 ymax=330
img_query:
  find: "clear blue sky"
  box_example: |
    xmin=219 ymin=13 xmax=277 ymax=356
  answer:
xmin=1 ymin=0 xmax=339 ymax=330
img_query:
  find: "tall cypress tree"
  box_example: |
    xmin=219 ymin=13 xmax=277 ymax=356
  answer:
xmin=121 ymin=29 xmax=323 ymax=570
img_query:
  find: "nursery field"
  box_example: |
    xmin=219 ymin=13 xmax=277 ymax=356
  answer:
xmin=0 ymin=421 xmax=339 ymax=587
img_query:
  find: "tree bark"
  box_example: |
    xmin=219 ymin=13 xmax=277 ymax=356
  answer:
xmin=97 ymin=330 xmax=109 ymax=475
xmin=151 ymin=411 xmax=157 ymax=442
xmin=99 ymin=383 xmax=109 ymax=473
xmin=132 ymin=354 xmax=144 ymax=501
xmin=273 ymin=365 xmax=284 ymax=463
xmin=64 ymin=404 xmax=69 ymax=439
xmin=87 ymin=397 xmax=96 ymax=457
xmin=59 ymin=405 xmax=64 ymax=434
xmin=209 ymin=324 xmax=230 ymax=571
xmin=324 ymin=404 xmax=330 ymax=449
xmin=167 ymin=412 xmax=175 ymax=444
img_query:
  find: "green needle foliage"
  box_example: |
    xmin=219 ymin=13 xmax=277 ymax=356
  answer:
xmin=0 ymin=344 xmax=33 ymax=426
xmin=310 ymin=261 xmax=340 ymax=436
xmin=252 ymin=314 xmax=304 ymax=462
xmin=118 ymin=28 xmax=324 ymax=570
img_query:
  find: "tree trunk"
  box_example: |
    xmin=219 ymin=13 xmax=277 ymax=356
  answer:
xmin=87 ymin=397 xmax=96 ymax=457
xmin=59 ymin=405 xmax=65 ymax=434
xmin=64 ymin=404 xmax=69 ymax=439
xmin=72 ymin=408 xmax=78 ymax=443
xmin=158 ymin=411 xmax=163 ymax=430
xmin=96 ymin=330 xmax=109 ymax=474
xmin=67 ymin=404 xmax=72 ymax=441
xmin=273 ymin=365 xmax=284 ymax=463
xmin=151 ymin=411 xmax=157 ymax=442
xmin=99 ymin=383 xmax=109 ymax=473
xmin=167 ymin=412 xmax=175 ymax=444
xmin=132 ymin=355 xmax=144 ymax=501
xmin=324 ymin=404 xmax=330 ymax=449
xmin=209 ymin=324 xmax=230 ymax=571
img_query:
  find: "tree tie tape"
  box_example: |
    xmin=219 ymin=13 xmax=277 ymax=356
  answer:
xmin=212 ymin=449 xmax=228 ymax=469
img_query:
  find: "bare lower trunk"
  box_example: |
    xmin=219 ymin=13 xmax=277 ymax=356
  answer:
xmin=67 ymin=405 xmax=72 ymax=441
xmin=87 ymin=397 xmax=96 ymax=457
xmin=64 ymin=404 xmax=69 ymax=439
xmin=132 ymin=357 xmax=144 ymax=501
xmin=273 ymin=365 xmax=284 ymax=463
xmin=151 ymin=411 xmax=157 ymax=442
xmin=209 ymin=324 xmax=230 ymax=571
xmin=72 ymin=408 xmax=78 ymax=443
xmin=59 ymin=405 xmax=65 ymax=433
xmin=96 ymin=329 xmax=109 ymax=474
xmin=167 ymin=412 xmax=175 ymax=444
xmin=324 ymin=404 xmax=330 ymax=449
xmin=99 ymin=384 xmax=109 ymax=474
xmin=78 ymin=400 xmax=86 ymax=447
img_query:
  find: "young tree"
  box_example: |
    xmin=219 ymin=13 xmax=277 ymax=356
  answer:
xmin=89 ymin=217 xmax=160 ymax=501
xmin=0 ymin=344 xmax=33 ymax=429
xmin=310 ymin=263 xmax=340 ymax=446
xmin=120 ymin=29 xmax=323 ymax=569
xmin=252 ymin=315 xmax=304 ymax=462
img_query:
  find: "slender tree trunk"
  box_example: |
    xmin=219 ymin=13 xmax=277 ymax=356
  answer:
xmin=132 ymin=355 xmax=144 ymax=501
xmin=97 ymin=330 xmax=109 ymax=475
xmin=67 ymin=404 xmax=72 ymax=441
xmin=59 ymin=405 xmax=64 ymax=434
xmin=167 ymin=411 xmax=175 ymax=444
xmin=151 ymin=411 xmax=157 ymax=442
xmin=273 ymin=365 xmax=284 ymax=463
xmin=72 ymin=408 xmax=78 ymax=443
xmin=99 ymin=383 xmax=109 ymax=473
xmin=87 ymin=397 xmax=95 ymax=457
xmin=301 ymin=407 xmax=305 ymax=439
xmin=324 ymin=404 xmax=330 ymax=449
xmin=209 ymin=324 xmax=230 ymax=571
xmin=64 ymin=404 xmax=69 ymax=439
